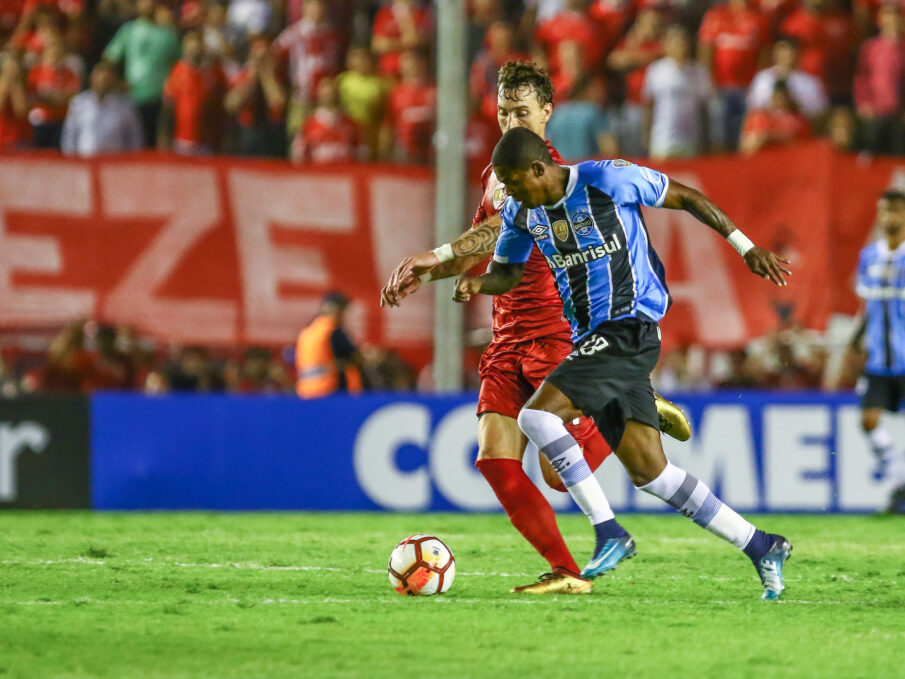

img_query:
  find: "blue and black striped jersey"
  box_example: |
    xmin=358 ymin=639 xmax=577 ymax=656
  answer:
xmin=856 ymin=239 xmax=905 ymax=376
xmin=494 ymin=160 xmax=672 ymax=342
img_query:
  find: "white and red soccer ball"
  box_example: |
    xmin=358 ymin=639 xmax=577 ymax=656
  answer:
xmin=387 ymin=534 xmax=456 ymax=596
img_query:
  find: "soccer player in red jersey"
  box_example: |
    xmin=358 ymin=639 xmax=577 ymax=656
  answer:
xmin=380 ymin=62 xmax=689 ymax=595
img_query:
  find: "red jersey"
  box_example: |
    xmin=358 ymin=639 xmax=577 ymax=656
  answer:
xmin=27 ymin=62 xmax=79 ymax=124
xmin=698 ymin=4 xmax=768 ymax=88
xmin=535 ymin=9 xmax=602 ymax=74
xmin=617 ymin=37 xmax=663 ymax=104
xmin=164 ymin=60 xmax=227 ymax=145
xmin=780 ymin=7 xmax=854 ymax=91
xmin=371 ymin=4 xmax=432 ymax=77
xmin=589 ymin=0 xmax=637 ymax=55
xmin=386 ymin=79 xmax=435 ymax=163
xmin=472 ymin=141 xmax=570 ymax=343
xmin=293 ymin=108 xmax=360 ymax=163
xmin=743 ymin=108 xmax=811 ymax=144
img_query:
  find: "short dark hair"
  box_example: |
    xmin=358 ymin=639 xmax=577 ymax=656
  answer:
xmin=775 ymin=35 xmax=800 ymax=50
xmin=881 ymin=189 xmax=905 ymax=204
xmin=497 ymin=61 xmax=554 ymax=107
xmin=491 ymin=127 xmax=553 ymax=171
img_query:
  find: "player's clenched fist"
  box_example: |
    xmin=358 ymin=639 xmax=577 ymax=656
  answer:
xmin=453 ymin=276 xmax=483 ymax=302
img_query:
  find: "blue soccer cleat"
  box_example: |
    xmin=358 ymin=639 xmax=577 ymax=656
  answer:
xmin=580 ymin=536 xmax=636 ymax=579
xmin=756 ymin=535 xmax=792 ymax=601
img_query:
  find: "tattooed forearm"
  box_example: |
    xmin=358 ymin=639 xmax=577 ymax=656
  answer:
xmin=451 ymin=219 xmax=502 ymax=258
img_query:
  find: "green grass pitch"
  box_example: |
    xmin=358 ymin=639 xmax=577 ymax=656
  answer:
xmin=1 ymin=512 xmax=904 ymax=679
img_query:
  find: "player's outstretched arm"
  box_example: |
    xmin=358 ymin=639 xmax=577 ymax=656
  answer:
xmin=453 ymin=261 xmax=525 ymax=302
xmin=661 ymin=179 xmax=792 ymax=287
xmin=379 ymin=217 xmax=504 ymax=308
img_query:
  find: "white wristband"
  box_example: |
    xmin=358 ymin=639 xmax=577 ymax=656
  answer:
xmin=418 ymin=272 xmax=431 ymax=284
xmin=431 ymin=243 xmax=455 ymax=263
xmin=727 ymin=230 xmax=755 ymax=257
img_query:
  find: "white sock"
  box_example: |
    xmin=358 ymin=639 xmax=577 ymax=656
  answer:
xmin=517 ymin=408 xmax=615 ymax=525
xmin=868 ymin=427 xmax=905 ymax=485
xmin=639 ymin=462 xmax=755 ymax=549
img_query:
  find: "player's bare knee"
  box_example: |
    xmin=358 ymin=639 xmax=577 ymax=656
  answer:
xmin=476 ymin=445 xmax=520 ymax=461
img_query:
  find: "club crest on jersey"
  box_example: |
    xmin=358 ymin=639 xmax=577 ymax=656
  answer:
xmin=571 ymin=211 xmax=594 ymax=236
xmin=552 ymin=219 xmax=570 ymax=242
xmin=492 ymin=186 xmax=508 ymax=209
xmin=612 ymin=159 xmax=634 ymax=168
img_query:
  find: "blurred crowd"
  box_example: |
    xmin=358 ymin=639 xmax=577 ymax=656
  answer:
xmin=0 ymin=0 xmax=904 ymax=164
xmin=0 ymin=320 xmax=416 ymax=396
xmin=0 ymin=314 xmax=867 ymax=395
xmin=652 ymin=315 xmax=866 ymax=391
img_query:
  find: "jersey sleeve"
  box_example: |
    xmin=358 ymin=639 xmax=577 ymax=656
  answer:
xmin=492 ymin=199 xmax=533 ymax=265
xmin=591 ymin=160 xmax=670 ymax=208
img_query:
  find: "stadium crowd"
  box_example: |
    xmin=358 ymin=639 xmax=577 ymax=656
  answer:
xmin=0 ymin=0 xmax=903 ymax=163
xmin=0 ymin=314 xmax=862 ymax=395
xmin=0 ymin=0 xmax=885 ymax=395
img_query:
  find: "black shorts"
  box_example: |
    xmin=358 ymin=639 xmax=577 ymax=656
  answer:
xmin=545 ymin=318 xmax=661 ymax=450
xmin=859 ymin=374 xmax=905 ymax=412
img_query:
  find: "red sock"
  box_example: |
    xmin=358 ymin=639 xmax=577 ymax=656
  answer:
xmin=475 ymin=458 xmax=580 ymax=574
xmin=580 ymin=428 xmax=610 ymax=473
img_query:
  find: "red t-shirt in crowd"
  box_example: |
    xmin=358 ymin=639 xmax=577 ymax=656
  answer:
xmin=165 ymin=60 xmax=227 ymax=145
xmin=371 ymin=4 xmax=432 ymax=77
xmin=780 ymin=7 xmax=855 ymax=92
xmin=589 ymin=0 xmax=638 ymax=55
xmin=386 ymin=79 xmax=435 ymax=162
xmin=229 ymin=69 xmax=285 ymax=128
xmin=698 ymin=4 xmax=768 ymax=88
xmin=854 ymin=35 xmax=905 ymax=117
xmin=293 ymin=108 xmax=360 ymax=163
xmin=273 ymin=18 xmax=342 ymax=101
xmin=616 ymin=37 xmax=663 ymax=104
xmin=743 ymin=108 xmax=811 ymax=144
xmin=0 ymin=0 xmax=24 ymax=30
xmin=823 ymin=9 xmax=857 ymax=96
xmin=27 ymin=62 xmax=79 ymax=124
xmin=0 ymin=104 xmax=29 ymax=151
xmin=535 ymin=9 xmax=602 ymax=73
xmin=472 ymin=141 xmax=570 ymax=343
xmin=23 ymin=0 xmax=83 ymax=15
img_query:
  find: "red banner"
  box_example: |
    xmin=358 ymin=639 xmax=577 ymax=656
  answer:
xmin=0 ymin=144 xmax=900 ymax=365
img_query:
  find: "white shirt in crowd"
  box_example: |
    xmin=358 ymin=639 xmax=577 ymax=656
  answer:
xmin=643 ymin=56 xmax=713 ymax=158
xmin=61 ymin=91 xmax=143 ymax=157
xmin=227 ymin=0 xmax=273 ymax=37
xmin=747 ymin=67 xmax=829 ymax=118
xmin=523 ymin=0 xmax=566 ymax=22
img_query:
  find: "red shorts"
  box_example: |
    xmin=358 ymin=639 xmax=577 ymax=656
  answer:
xmin=477 ymin=336 xmax=600 ymax=446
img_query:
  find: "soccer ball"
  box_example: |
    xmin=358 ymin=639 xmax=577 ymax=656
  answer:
xmin=387 ymin=534 xmax=456 ymax=596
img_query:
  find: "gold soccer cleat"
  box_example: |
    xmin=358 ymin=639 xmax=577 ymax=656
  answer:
xmin=654 ymin=392 xmax=692 ymax=442
xmin=510 ymin=568 xmax=592 ymax=595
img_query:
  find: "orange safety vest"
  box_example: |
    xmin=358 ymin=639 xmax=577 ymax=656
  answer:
xmin=295 ymin=315 xmax=362 ymax=398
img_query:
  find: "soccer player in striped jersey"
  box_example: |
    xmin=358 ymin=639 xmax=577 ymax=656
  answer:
xmin=381 ymin=62 xmax=690 ymax=595
xmin=851 ymin=190 xmax=905 ymax=514
xmin=454 ymin=127 xmax=794 ymax=600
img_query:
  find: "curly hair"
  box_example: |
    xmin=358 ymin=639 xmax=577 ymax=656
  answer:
xmin=497 ymin=61 xmax=554 ymax=107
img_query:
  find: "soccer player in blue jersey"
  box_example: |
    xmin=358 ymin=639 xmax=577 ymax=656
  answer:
xmin=454 ymin=127 xmax=794 ymax=600
xmin=851 ymin=190 xmax=905 ymax=514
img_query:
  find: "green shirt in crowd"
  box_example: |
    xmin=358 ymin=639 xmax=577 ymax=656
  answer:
xmin=104 ymin=18 xmax=180 ymax=104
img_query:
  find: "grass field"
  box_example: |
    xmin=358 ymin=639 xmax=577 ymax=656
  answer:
xmin=1 ymin=512 xmax=904 ymax=679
